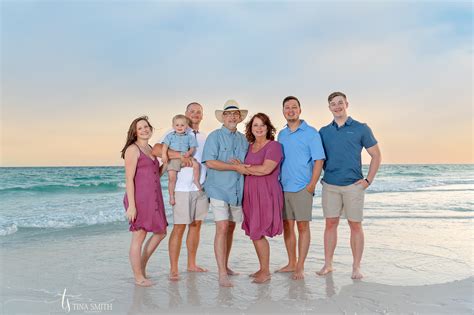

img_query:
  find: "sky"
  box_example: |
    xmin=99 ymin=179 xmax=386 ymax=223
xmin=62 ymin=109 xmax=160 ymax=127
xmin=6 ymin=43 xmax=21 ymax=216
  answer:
xmin=1 ymin=0 xmax=472 ymax=166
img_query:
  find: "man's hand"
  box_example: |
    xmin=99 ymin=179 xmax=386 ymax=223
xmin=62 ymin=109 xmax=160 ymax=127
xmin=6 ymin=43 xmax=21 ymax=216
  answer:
xmin=234 ymin=164 xmax=251 ymax=175
xmin=305 ymin=184 xmax=316 ymax=195
xmin=355 ymin=179 xmax=369 ymax=190
xmin=180 ymin=156 xmax=193 ymax=167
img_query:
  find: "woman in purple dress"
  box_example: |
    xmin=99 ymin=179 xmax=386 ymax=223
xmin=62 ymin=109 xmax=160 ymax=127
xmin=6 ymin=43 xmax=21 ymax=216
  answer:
xmin=121 ymin=116 xmax=168 ymax=287
xmin=238 ymin=113 xmax=283 ymax=284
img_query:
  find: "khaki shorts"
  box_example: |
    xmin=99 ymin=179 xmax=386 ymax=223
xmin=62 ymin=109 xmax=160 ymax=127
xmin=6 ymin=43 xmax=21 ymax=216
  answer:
xmin=210 ymin=198 xmax=243 ymax=222
xmin=283 ymin=188 xmax=314 ymax=221
xmin=321 ymin=181 xmax=365 ymax=222
xmin=173 ymin=191 xmax=209 ymax=224
xmin=167 ymin=158 xmax=182 ymax=172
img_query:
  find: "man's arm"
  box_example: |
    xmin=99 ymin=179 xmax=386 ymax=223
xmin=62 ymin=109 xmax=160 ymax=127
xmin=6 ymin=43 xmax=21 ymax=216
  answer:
xmin=245 ymin=160 xmax=278 ymax=176
xmin=152 ymin=143 xmax=192 ymax=167
xmin=306 ymin=159 xmax=324 ymax=193
xmin=355 ymin=144 xmax=381 ymax=189
xmin=365 ymin=144 xmax=381 ymax=184
xmin=206 ymin=160 xmax=250 ymax=175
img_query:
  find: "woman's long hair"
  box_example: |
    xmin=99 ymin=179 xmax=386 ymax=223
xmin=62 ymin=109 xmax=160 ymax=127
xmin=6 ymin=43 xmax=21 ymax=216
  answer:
xmin=120 ymin=116 xmax=154 ymax=159
xmin=245 ymin=113 xmax=276 ymax=143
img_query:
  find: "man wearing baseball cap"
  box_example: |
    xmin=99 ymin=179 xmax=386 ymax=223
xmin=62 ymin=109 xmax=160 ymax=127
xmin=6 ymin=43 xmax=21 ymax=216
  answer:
xmin=202 ymin=100 xmax=249 ymax=287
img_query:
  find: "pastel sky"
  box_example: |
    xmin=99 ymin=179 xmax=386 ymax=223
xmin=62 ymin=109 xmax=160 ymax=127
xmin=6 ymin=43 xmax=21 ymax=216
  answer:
xmin=1 ymin=1 xmax=472 ymax=166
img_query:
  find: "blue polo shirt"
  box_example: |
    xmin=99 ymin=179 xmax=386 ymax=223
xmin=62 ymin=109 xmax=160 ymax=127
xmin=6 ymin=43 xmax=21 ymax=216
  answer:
xmin=202 ymin=126 xmax=248 ymax=206
xmin=319 ymin=117 xmax=377 ymax=186
xmin=278 ymin=120 xmax=326 ymax=192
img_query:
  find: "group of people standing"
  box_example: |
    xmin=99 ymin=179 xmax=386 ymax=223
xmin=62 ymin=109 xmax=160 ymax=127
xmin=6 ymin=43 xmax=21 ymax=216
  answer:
xmin=120 ymin=92 xmax=382 ymax=288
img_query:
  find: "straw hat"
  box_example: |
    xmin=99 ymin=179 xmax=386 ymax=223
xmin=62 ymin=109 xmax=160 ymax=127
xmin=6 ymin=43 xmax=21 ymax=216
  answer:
xmin=215 ymin=100 xmax=248 ymax=123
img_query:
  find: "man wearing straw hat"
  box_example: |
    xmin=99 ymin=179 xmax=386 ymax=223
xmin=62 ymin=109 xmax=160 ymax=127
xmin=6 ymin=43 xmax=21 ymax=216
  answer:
xmin=202 ymin=99 xmax=249 ymax=287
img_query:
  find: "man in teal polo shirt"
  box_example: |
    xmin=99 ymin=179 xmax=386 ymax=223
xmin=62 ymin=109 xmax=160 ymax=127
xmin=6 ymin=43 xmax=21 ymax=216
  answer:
xmin=202 ymin=100 xmax=249 ymax=287
xmin=316 ymin=91 xmax=381 ymax=280
xmin=277 ymin=96 xmax=326 ymax=280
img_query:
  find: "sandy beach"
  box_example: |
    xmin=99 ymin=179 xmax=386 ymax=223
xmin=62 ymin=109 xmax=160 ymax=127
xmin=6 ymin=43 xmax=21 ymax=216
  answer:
xmin=1 ymin=165 xmax=473 ymax=314
xmin=2 ymin=220 xmax=472 ymax=314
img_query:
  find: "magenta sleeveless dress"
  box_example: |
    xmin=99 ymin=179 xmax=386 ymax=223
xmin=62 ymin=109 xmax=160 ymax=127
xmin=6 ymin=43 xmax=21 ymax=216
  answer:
xmin=242 ymin=140 xmax=283 ymax=240
xmin=123 ymin=146 xmax=168 ymax=233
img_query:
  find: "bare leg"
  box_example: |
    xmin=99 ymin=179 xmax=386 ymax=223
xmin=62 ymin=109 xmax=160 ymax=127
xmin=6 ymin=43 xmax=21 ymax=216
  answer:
xmin=225 ymin=221 xmax=239 ymax=275
xmin=186 ymin=220 xmax=207 ymax=272
xmin=252 ymin=237 xmax=271 ymax=283
xmin=141 ymin=232 xmax=166 ymax=278
xmin=168 ymin=224 xmax=186 ymax=280
xmin=317 ymin=217 xmax=339 ymax=276
xmin=292 ymin=221 xmax=310 ymax=280
xmin=276 ymin=219 xmax=297 ymax=272
xmin=168 ymin=170 xmax=177 ymax=205
xmin=191 ymin=160 xmax=202 ymax=191
xmin=214 ymin=220 xmax=233 ymax=287
xmin=348 ymin=220 xmax=364 ymax=279
xmin=130 ymin=230 xmax=152 ymax=286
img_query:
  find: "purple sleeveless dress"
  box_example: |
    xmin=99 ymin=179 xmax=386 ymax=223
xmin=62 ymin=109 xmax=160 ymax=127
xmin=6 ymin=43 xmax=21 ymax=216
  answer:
xmin=242 ymin=140 xmax=283 ymax=240
xmin=123 ymin=146 xmax=168 ymax=233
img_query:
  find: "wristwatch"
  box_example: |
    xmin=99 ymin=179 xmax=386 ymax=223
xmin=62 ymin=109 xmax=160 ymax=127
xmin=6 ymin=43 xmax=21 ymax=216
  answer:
xmin=364 ymin=178 xmax=371 ymax=185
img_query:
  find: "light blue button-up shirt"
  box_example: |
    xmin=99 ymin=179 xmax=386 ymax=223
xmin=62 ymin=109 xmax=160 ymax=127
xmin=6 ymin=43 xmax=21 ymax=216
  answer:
xmin=162 ymin=131 xmax=198 ymax=153
xmin=202 ymin=126 xmax=248 ymax=206
xmin=278 ymin=120 xmax=326 ymax=192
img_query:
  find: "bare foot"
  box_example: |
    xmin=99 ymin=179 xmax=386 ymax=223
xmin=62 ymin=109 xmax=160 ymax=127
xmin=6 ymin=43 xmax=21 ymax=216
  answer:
xmin=351 ymin=267 xmax=363 ymax=280
xmin=218 ymin=274 xmax=233 ymax=287
xmin=253 ymin=273 xmax=271 ymax=284
xmin=275 ymin=264 xmax=296 ymax=273
xmin=316 ymin=265 xmax=334 ymax=276
xmin=135 ymin=278 xmax=153 ymax=287
xmin=291 ymin=267 xmax=305 ymax=280
xmin=187 ymin=266 xmax=208 ymax=272
xmin=226 ymin=268 xmax=240 ymax=276
xmin=249 ymin=269 xmax=262 ymax=278
xmin=169 ymin=272 xmax=180 ymax=281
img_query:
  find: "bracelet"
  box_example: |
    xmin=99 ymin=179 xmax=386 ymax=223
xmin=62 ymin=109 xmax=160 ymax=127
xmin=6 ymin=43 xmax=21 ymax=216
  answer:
xmin=364 ymin=178 xmax=371 ymax=185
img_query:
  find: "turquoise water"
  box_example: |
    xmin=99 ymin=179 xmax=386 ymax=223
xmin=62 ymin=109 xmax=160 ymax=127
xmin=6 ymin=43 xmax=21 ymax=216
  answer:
xmin=0 ymin=164 xmax=473 ymax=236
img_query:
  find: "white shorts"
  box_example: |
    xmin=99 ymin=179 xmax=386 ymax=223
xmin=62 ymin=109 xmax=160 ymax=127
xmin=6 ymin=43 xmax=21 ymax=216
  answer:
xmin=210 ymin=198 xmax=243 ymax=222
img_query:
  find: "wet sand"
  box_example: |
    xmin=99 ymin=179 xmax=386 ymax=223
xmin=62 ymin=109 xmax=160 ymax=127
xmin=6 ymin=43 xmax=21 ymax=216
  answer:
xmin=1 ymin=220 xmax=473 ymax=314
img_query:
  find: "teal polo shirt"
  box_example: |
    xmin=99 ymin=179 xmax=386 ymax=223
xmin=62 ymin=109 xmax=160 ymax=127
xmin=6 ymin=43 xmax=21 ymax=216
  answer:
xmin=278 ymin=120 xmax=326 ymax=192
xmin=319 ymin=117 xmax=378 ymax=186
xmin=202 ymin=126 xmax=248 ymax=206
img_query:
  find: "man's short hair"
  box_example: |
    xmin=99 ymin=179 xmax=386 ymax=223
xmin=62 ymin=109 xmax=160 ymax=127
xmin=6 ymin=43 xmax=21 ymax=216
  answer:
xmin=282 ymin=96 xmax=301 ymax=108
xmin=186 ymin=102 xmax=202 ymax=112
xmin=328 ymin=92 xmax=347 ymax=103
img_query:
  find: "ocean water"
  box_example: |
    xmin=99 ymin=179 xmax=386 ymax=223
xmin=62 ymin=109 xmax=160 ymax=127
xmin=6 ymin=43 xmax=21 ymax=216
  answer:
xmin=1 ymin=164 xmax=472 ymax=237
xmin=1 ymin=165 xmax=473 ymax=313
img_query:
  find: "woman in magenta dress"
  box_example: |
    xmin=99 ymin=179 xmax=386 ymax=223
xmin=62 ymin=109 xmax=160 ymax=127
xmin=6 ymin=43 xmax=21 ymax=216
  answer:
xmin=121 ymin=116 xmax=168 ymax=287
xmin=239 ymin=113 xmax=283 ymax=284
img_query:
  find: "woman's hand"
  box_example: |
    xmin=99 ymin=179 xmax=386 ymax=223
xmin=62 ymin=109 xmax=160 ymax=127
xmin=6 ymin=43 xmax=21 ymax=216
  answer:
xmin=126 ymin=206 xmax=137 ymax=222
xmin=162 ymin=154 xmax=169 ymax=164
xmin=234 ymin=163 xmax=251 ymax=175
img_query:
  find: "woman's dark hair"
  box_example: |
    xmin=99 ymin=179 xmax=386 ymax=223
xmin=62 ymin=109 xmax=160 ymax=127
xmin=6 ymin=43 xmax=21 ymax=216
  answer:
xmin=245 ymin=113 xmax=276 ymax=143
xmin=120 ymin=116 xmax=154 ymax=159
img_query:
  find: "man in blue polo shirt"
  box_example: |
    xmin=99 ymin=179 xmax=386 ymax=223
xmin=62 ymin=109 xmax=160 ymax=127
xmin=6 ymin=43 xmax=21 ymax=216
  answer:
xmin=202 ymin=100 xmax=249 ymax=287
xmin=316 ymin=91 xmax=381 ymax=280
xmin=276 ymin=96 xmax=326 ymax=280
